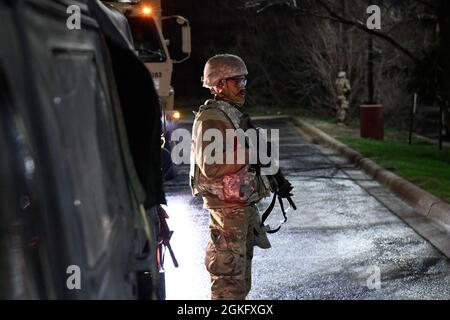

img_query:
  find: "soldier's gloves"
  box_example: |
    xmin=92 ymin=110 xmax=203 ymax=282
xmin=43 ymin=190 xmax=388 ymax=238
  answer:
xmin=277 ymin=180 xmax=293 ymax=199
xmin=272 ymin=170 xmax=293 ymax=197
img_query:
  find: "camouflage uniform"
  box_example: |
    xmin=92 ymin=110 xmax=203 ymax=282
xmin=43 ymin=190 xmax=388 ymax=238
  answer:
xmin=205 ymin=205 xmax=256 ymax=299
xmin=335 ymin=73 xmax=351 ymax=124
xmin=190 ymin=99 xmax=270 ymax=300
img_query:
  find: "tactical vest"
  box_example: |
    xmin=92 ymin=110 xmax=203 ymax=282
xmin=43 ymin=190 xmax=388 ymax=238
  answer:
xmin=190 ymin=99 xmax=271 ymax=204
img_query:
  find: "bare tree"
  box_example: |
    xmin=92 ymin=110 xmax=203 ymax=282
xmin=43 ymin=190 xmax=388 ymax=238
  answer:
xmin=238 ymin=0 xmax=442 ymax=126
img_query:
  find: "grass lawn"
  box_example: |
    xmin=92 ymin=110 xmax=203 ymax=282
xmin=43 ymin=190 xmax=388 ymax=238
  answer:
xmin=340 ymin=137 xmax=450 ymax=202
xmin=309 ymin=118 xmax=450 ymax=202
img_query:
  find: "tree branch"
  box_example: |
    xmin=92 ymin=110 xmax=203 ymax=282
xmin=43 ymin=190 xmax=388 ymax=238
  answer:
xmin=316 ymin=0 xmax=421 ymax=64
xmin=244 ymin=0 xmax=423 ymax=64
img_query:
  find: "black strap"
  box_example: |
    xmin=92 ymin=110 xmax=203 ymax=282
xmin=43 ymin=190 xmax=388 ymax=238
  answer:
xmin=260 ymin=192 xmax=290 ymax=234
xmin=159 ymin=236 xmax=179 ymax=269
xmin=261 ymin=191 xmax=277 ymax=224
xmin=277 ymin=195 xmax=289 ymax=225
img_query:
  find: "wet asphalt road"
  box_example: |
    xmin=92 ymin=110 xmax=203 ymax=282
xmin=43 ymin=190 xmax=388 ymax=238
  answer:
xmin=162 ymin=118 xmax=450 ymax=300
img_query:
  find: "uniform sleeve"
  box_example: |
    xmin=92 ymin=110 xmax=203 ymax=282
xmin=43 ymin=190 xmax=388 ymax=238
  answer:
xmin=194 ymin=112 xmax=248 ymax=179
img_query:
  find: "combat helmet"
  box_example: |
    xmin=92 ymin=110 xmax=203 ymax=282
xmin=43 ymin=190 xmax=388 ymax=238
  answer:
xmin=202 ymin=54 xmax=248 ymax=88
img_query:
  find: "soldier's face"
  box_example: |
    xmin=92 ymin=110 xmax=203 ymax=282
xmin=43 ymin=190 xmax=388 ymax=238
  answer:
xmin=218 ymin=76 xmax=247 ymax=106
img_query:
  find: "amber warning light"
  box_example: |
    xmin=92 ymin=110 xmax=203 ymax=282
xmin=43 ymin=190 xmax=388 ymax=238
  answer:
xmin=173 ymin=111 xmax=181 ymax=120
xmin=142 ymin=7 xmax=152 ymax=15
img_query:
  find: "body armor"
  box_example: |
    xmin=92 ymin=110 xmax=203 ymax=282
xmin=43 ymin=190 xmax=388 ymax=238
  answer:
xmin=190 ymin=100 xmax=271 ymax=205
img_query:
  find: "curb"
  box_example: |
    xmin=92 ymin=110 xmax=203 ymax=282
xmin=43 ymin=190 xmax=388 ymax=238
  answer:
xmin=291 ymin=117 xmax=450 ymax=234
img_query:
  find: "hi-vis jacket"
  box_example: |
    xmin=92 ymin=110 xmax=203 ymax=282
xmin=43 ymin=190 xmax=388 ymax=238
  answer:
xmin=190 ymin=99 xmax=271 ymax=209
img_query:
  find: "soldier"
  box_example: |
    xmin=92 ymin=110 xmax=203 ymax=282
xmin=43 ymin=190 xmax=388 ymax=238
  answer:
xmin=335 ymin=71 xmax=351 ymax=125
xmin=190 ymin=54 xmax=293 ymax=300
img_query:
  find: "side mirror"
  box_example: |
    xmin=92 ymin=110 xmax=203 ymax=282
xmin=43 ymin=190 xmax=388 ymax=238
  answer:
xmin=161 ymin=15 xmax=191 ymax=63
xmin=181 ymin=24 xmax=191 ymax=55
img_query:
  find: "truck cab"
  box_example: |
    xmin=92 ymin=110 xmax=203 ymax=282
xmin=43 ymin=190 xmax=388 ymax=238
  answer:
xmin=103 ymin=0 xmax=191 ymax=121
xmin=103 ymin=0 xmax=191 ymax=181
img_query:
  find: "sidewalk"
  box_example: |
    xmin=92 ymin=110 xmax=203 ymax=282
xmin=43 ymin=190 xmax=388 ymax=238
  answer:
xmin=292 ymin=117 xmax=450 ymax=258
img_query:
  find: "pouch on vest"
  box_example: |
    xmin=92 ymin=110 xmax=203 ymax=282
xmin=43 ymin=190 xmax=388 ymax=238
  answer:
xmin=222 ymin=165 xmax=271 ymax=204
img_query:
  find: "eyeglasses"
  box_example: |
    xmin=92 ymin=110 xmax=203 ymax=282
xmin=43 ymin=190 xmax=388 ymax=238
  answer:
xmin=225 ymin=76 xmax=247 ymax=87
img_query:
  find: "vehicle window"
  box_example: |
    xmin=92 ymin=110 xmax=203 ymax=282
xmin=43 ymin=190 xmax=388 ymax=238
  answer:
xmin=52 ymin=50 xmax=120 ymax=267
xmin=127 ymin=16 xmax=167 ymax=62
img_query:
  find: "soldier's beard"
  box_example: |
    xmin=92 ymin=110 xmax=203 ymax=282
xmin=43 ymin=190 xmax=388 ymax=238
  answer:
xmin=213 ymin=86 xmax=246 ymax=107
xmin=224 ymin=91 xmax=246 ymax=107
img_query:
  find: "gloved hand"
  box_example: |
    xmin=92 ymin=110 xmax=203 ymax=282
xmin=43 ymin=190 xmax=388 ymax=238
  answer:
xmin=277 ymin=179 xmax=293 ymax=198
xmin=272 ymin=170 xmax=294 ymax=198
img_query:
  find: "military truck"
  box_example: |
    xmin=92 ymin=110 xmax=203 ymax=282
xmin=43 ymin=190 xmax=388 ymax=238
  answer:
xmin=102 ymin=0 xmax=191 ymax=181
xmin=0 ymin=0 xmax=167 ymax=299
xmin=103 ymin=0 xmax=191 ymax=122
